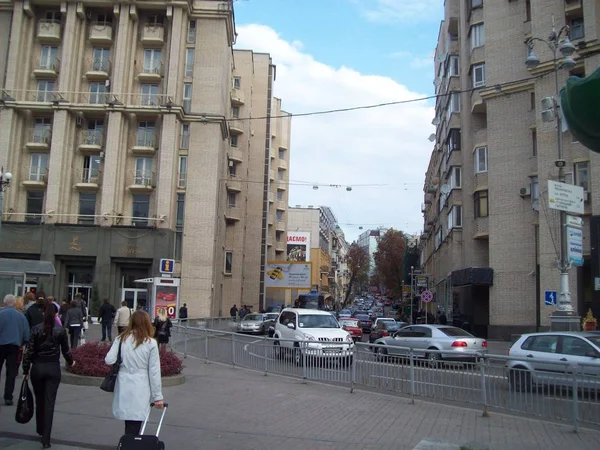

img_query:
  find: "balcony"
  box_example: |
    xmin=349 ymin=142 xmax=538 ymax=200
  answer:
xmin=267 ymin=213 xmax=274 ymax=225
xmin=230 ymin=88 xmax=245 ymax=105
xmin=132 ymin=132 xmax=158 ymax=155
xmin=228 ymin=148 xmax=243 ymax=163
xmin=270 ymin=148 xmax=276 ymax=159
xmin=275 ymin=220 xmax=285 ymax=231
xmin=474 ymin=216 xmax=489 ymax=239
xmin=26 ymin=128 xmax=52 ymax=151
xmin=33 ymin=57 xmax=60 ymax=79
xmin=177 ymin=172 xmax=186 ymax=189
xmin=565 ymin=0 xmax=583 ymax=16
xmin=268 ymin=192 xmax=274 ymax=203
xmin=74 ymin=168 xmax=101 ymax=191
xmin=84 ymin=59 xmax=111 ymax=81
xmin=471 ymin=90 xmax=486 ymax=115
xmin=37 ymin=20 xmax=61 ymax=43
xmin=229 ymin=119 xmax=244 ymax=135
xmin=78 ymin=130 xmax=104 ymax=154
xmin=225 ymin=177 xmax=242 ymax=192
xmin=85 ymin=92 xmax=109 ymax=105
xmin=89 ymin=22 xmax=113 ymax=45
xmin=138 ymin=62 xmax=164 ymax=83
xmin=269 ymin=170 xmax=275 ymax=181
xmin=22 ymin=167 xmax=48 ymax=190
xmin=276 ymin=200 xmax=286 ymax=211
xmin=128 ymin=170 xmax=155 ymax=192
xmin=33 ymin=90 xmax=55 ymax=103
xmin=140 ymin=24 xmax=165 ymax=45
xmin=132 ymin=93 xmax=167 ymax=108
xmin=445 ymin=0 xmax=459 ymax=36
xmin=225 ymin=205 xmax=241 ymax=222
xmin=279 ymin=159 xmax=288 ymax=170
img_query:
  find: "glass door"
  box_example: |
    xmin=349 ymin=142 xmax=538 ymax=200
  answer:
xmin=121 ymin=288 xmax=148 ymax=312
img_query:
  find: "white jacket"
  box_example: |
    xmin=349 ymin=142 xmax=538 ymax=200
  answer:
xmin=114 ymin=306 xmax=132 ymax=327
xmin=105 ymin=335 xmax=163 ymax=421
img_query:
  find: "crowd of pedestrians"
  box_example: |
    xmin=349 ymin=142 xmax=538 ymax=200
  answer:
xmin=0 ymin=292 xmax=170 ymax=448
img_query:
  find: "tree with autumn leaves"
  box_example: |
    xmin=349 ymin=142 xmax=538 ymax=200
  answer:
xmin=343 ymin=243 xmax=370 ymax=306
xmin=373 ymin=229 xmax=407 ymax=299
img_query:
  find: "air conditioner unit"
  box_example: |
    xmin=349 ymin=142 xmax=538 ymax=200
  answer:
xmin=520 ymin=186 xmax=531 ymax=197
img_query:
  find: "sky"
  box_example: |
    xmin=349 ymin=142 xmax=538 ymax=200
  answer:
xmin=233 ymin=0 xmax=443 ymax=243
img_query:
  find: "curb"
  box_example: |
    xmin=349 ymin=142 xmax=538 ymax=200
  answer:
xmin=61 ymin=369 xmax=186 ymax=387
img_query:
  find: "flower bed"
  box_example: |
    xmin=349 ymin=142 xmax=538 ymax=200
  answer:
xmin=66 ymin=342 xmax=184 ymax=377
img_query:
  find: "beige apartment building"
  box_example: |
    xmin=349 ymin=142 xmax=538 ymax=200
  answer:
xmin=421 ymin=0 xmax=600 ymax=339
xmin=0 ymin=0 xmax=291 ymax=318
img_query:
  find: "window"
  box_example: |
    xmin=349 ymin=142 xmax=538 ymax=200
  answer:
xmin=531 ymin=129 xmax=537 ymax=156
xmin=446 ymin=128 xmax=461 ymax=156
xmin=448 ymin=56 xmax=459 ymax=77
xmin=569 ymin=18 xmax=584 ymax=40
xmin=185 ymin=48 xmax=194 ymax=78
xmin=26 ymin=192 xmax=44 ymax=224
xmin=187 ymin=20 xmax=196 ymax=43
xmin=40 ymin=46 xmax=58 ymax=70
xmin=474 ymin=146 xmax=488 ymax=173
xmin=83 ymin=155 xmax=100 ymax=182
xmin=277 ymin=189 xmax=284 ymax=201
xmin=574 ymin=161 xmax=590 ymax=192
xmin=33 ymin=118 xmax=51 ymax=143
xmin=522 ymin=335 xmax=558 ymax=353
xmin=137 ymin=121 xmax=156 ymax=147
xmin=143 ymin=49 xmax=162 ymax=73
xmin=44 ymin=10 xmax=62 ymax=21
xmin=233 ymin=77 xmax=241 ymax=89
xmin=562 ymin=336 xmax=594 ymax=357
xmin=228 ymin=161 xmax=237 ymax=177
xmin=183 ymin=83 xmax=192 ymax=113
xmin=275 ymin=231 xmax=283 ymax=242
xmin=277 ymin=168 xmax=284 ymax=181
xmin=224 ymin=251 xmax=233 ymax=274
xmin=78 ymin=193 xmax=96 ymax=224
xmin=134 ymin=157 xmax=153 ymax=185
xmin=94 ymin=13 xmax=112 ymax=25
xmin=178 ymin=156 xmax=187 ymax=188
xmin=474 ymin=190 xmax=489 ymax=218
xmin=227 ymin=192 xmax=236 ymax=207
xmin=450 ymin=166 xmax=461 ymax=189
xmin=140 ymin=84 xmax=159 ymax=106
xmin=530 ymin=91 xmax=535 ymax=110
xmin=471 ymin=0 xmax=483 ymax=8
xmin=435 ymin=227 xmax=443 ymax=248
xmin=174 ymin=193 xmax=185 ymax=260
xmin=278 ymin=148 xmax=285 ymax=159
xmin=525 ymin=0 xmax=531 ymax=22
xmin=89 ymin=82 xmax=107 ymax=104
xmin=29 ymin=153 xmax=48 ymax=181
xmin=447 ymin=206 xmax=462 ymax=230
xmin=231 ymin=135 xmax=238 ymax=147
xmin=132 ymin=194 xmax=150 ymax=227
xmin=470 ymin=23 xmax=484 ymax=49
xmin=530 ymin=175 xmax=539 ymax=204
xmin=91 ymin=48 xmax=110 ymax=71
xmin=231 ymin=106 xmax=240 ymax=118
xmin=147 ymin=14 xmax=164 ymax=26
xmin=276 ymin=210 xmax=284 ymax=223
xmin=446 ymin=92 xmax=460 ymax=120
xmin=36 ymin=80 xmax=54 ymax=102
xmin=180 ymin=123 xmax=190 ymax=149
xmin=472 ymin=63 xmax=486 ymax=88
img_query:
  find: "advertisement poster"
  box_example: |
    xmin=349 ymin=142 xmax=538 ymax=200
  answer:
xmin=154 ymin=285 xmax=178 ymax=319
xmin=286 ymin=231 xmax=310 ymax=262
xmin=265 ymin=261 xmax=312 ymax=289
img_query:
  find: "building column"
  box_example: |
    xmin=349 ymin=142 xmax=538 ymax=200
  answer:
xmin=155 ymin=114 xmax=177 ymax=229
xmin=111 ymin=4 xmax=131 ymax=95
xmin=57 ymin=3 xmax=79 ymax=94
xmin=3 ymin=2 xmax=24 ymax=94
xmin=100 ymin=112 xmax=124 ymax=219
xmin=44 ymin=110 xmax=69 ymax=221
xmin=165 ymin=6 xmax=184 ymax=99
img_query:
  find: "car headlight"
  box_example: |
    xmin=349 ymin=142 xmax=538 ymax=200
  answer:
xmin=302 ymin=333 xmax=316 ymax=340
xmin=345 ymin=334 xmax=352 ymax=342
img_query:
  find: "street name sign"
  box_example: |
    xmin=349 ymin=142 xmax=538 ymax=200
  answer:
xmin=566 ymin=214 xmax=584 ymax=228
xmin=548 ymin=180 xmax=584 ymax=214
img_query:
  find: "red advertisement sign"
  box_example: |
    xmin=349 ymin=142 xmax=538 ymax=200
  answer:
xmin=154 ymin=286 xmax=177 ymax=319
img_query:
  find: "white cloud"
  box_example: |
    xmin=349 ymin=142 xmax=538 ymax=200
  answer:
xmin=353 ymin=0 xmax=443 ymax=23
xmin=235 ymin=24 xmax=434 ymax=242
xmin=388 ymin=51 xmax=434 ymax=70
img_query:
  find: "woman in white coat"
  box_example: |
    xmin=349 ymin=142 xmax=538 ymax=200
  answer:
xmin=105 ymin=310 xmax=165 ymax=436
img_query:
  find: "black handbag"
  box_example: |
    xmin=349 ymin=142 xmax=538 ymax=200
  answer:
xmin=100 ymin=340 xmax=122 ymax=393
xmin=15 ymin=378 xmax=34 ymax=424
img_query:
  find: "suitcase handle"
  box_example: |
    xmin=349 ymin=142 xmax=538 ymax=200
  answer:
xmin=140 ymin=402 xmax=168 ymax=437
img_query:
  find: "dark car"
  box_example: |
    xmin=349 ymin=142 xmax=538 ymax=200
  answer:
xmin=354 ymin=314 xmax=372 ymax=333
xmin=369 ymin=321 xmax=401 ymax=343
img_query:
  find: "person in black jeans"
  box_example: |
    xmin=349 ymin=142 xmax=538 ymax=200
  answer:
xmin=98 ymin=297 xmax=116 ymax=343
xmin=22 ymin=305 xmax=75 ymax=449
xmin=25 ymin=292 xmax=47 ymax=329
xmin=63 ymin=300 xmax=84 ymax=348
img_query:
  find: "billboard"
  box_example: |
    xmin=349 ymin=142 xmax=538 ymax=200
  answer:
xmin=287 ymin=231 xmax=310 ymax=262
xmin=265 ymin=261 xmax=312 ymax=289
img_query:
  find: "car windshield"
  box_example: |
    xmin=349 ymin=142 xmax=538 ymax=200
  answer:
xmin=439 ymin=327 xmax=473 ymax=337
xmin=298 ymin=314 xmax=339 ymax=328
xmin=586 ymin=336 xmax=600 ymax=348
xmin=339 ymin=319 xmax=359 ymax=327
xmin=355 ymin=315 xmax=370 ymax=321
xmin=265 ymin=313 xmax=279 ymax=320
xmin=243 ymin=314 xmax=263 ymax=322
xmin=384 ymin=322 xmax=400 ymax=331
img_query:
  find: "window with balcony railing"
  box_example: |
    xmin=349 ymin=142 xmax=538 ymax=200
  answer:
xmin=187 ymin=20 xmax=196 ymax=43
xmin=134 ymin=157 xmax=153 ymax=185
xmin=78 ymin=193 xmax=96 ymax=224
xmin=183 ymin=83 xmax=192 ymax=113
xmin=185 ymin=48 xmax=194 ymax=78
xmin=32 ymin=119 xmax=52 ymax=143
xmin=39 ymin=46 xmax=59 ymax=70
xmin=26 ymin=191 xmax=44 ymax=224
xmin=132 ymin=194 xmax=150 ymax=227
xmin=140 ymin=84 xmax=159 ymax=106
xmin=174 ymin=193 xmax=185 ymax=259
xmin=29 ymin=153 xmax=48 ymax=181
xmin=36 ymin=80 xmax=55 ymax=102
xmin=180 ymin=123 xmax=190 ymax=149
xmin=137 ymin=122 xmax=156 ymax=147
xmin=89 ymin=82 xmax=107 ymax=104
xmin=178 ymin=156 xmax=187 ymax=189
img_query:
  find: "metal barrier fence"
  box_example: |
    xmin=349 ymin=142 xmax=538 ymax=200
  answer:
xmin=170 ymin=324 xmax=600 ymax=431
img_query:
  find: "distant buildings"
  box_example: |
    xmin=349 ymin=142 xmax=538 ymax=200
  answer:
xmin=357 ymin=227 xmax=388 ymax=276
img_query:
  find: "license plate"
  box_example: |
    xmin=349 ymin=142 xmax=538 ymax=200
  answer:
xmin=323 ymin=347 xmax=342 ymax=353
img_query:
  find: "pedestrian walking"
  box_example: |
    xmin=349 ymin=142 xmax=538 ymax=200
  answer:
xmin=114 ymin=301 xmax=132 ymax=335
xmin=98 ymin=297 xmax=117 ymax=343
xmin=14 ymin=296 xmax=25 ymax=313
xmin=25 ymin=292 xmax=47 ymax=329
xmin=64 ymin=300 xmax=84 ymax=348
xmin=24 ymin=292 xmax=36 ymax=311
xmin=22 ymin=305 xmax=75 ymax=449
xmin=59 ymin=300 xmax=69 ymax=327
xmin=230 ymin=304 xmax=238 ymax=321
xmin=0 ymin=294 xmax=30 ymax=406
xmin=105 ymin=310 xmax=164 ymax=437
xmin=179 ymin=303 xmax=188 ymax=323
xmin=153 ymin=308 xmax=172 ymax=351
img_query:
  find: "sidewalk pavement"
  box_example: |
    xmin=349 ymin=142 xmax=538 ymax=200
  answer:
xmin=1 ymin=324 xmax=597 ymax=450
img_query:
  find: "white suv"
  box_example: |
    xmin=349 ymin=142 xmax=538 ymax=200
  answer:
xmin=273 ymin=308 xmax=354 ymax=365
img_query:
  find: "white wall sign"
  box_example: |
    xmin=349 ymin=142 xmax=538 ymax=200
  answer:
xmin=567 ymin=226 xmax=583 ymax=266
xmin=548 ymin=180 xmax=584 ymax=215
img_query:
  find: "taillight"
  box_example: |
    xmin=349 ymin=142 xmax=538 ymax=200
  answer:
xmin=482 ymin=341 xmax=488 ymax=348
xmin=383 ymin=331 xmax=389 ymax=337
xmin=451 ymin=341 xmax=468 ymax=347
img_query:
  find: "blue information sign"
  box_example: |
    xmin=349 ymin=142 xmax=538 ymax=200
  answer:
xmin=544 ymin=290 xmax=557 ymax=306
xmin=159 ymin=258 xmax=174 ymax=274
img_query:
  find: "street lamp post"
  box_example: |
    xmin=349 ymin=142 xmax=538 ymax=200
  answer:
xmin=525 ymin=17 xmax=580 ymax=328
xmin=0 ymin=167 xmax=13 ymax=234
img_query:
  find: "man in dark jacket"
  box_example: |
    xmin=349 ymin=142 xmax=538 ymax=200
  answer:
xmin=25 ymin=292 xmax=47 ymax=329
xmin=98 ymin=298 xmax=116 ymax=343
xmin=179 ymin=303 xmax=188 ymax=323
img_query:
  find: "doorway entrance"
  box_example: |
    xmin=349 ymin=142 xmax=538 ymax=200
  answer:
xmin=121 ymin=288 xmax=148 ymax=312
xmin=66 ymin=271 xmax=93 ymax=304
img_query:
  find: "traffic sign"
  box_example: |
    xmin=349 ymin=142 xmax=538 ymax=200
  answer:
xmin=421 ymin=290 xmax=433 ymax=303
xmin=548 ymin=180 xmax=584 ymax=215
xmin=159 ymin=258 xmax=174 ymax=274
xmin=544 ymin=290 xmax=557 ymax=306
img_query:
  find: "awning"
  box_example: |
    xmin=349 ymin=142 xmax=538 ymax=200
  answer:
xmin=451 ymin=267 xmax=493 ymax=287
xmin=0 ymin=258 xmax=56 ymax=276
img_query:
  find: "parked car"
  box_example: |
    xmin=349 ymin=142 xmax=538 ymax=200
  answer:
xmin=506 ymin=331 xmax=600 ymax=392
xmin=372 ymin=325 xmax=487 ymax=362
xmin=236 ymin=313 xmax=278 ymax=335
xmin=338 ymin=309 xmax=352 ymax=318
xmin=369 ymin=321 xmax=401 ymax=343
xmin=338 ymin=317 xmax=363 ymax=342
xmin=272 ymin=308 xmax=354 ymax=365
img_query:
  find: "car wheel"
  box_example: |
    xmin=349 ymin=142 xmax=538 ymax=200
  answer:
xmin=426 ymin=349 xmax=441 ymax=367
xmin=293 ymin=345 xmax=304 ymax=366
xmin=273 ymin=340 xmax=282 ymax=359
xmin=375 ymin=346 xmax=388 ymax=362
xmin=509 ymin=368 xmax=531 ymax=392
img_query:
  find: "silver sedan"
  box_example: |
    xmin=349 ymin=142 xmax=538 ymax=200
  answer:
xmin=372 ymin=324 xmax=488 ymax=362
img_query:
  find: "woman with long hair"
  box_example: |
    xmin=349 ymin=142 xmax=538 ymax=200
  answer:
xmin=153 ymin=307 xmax=172 ymax=352
xmin=14 ymin=296 xmax=25 ymax=313
xmin=105 ymin=311 xmax=164 ymax=437
xmin=22 ymin=304 xmax=75 ymax=448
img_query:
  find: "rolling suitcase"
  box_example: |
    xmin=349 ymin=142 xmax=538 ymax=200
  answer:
xmin=117 ymin=403 xmax=168 ymax=450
